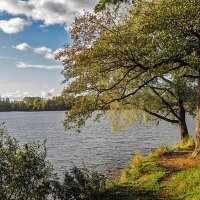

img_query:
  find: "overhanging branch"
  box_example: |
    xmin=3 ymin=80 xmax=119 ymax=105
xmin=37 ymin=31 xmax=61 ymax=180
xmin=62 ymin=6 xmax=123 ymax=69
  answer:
xmin=143 ymin=108 xmax=179 ymax=124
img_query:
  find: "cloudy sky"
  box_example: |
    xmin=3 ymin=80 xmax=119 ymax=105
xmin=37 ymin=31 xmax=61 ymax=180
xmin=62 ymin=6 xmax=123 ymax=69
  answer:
xmin=0 ymin=0 xmax=98 ymax=99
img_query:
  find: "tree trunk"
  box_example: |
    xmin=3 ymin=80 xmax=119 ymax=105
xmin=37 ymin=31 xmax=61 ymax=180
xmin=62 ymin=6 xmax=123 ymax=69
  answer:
xmin=192 ymin=78 xmax=200 ymax=157
xmin=178 ymin=99 xmax=189 ymax=144
xmin=179 ymin=120 xmax=189 ymax=144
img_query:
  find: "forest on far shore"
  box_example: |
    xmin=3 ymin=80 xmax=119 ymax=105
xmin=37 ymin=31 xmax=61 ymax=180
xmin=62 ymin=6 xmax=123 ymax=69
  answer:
xmin=0 ymin=96 xmax=69 ymax=112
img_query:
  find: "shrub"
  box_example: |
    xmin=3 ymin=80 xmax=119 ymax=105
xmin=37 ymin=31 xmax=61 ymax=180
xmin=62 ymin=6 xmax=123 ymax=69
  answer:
xmin=0 ymin=125 xmax=107 ymax=200
xmin=0 ymin=126 xmax=54 ymax=200
xmin=52 ymin=166 xmax=107 ymax=200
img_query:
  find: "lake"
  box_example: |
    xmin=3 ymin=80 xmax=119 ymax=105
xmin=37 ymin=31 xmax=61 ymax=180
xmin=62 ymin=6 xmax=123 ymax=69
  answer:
xmin=0 ymin=111 xmax=196 ymax=177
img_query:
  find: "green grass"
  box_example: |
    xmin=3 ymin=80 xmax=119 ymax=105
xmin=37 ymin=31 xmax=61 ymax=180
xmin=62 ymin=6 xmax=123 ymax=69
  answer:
xmin=101 ymin=153 xmax=168 ymax=199
xmin=99 ymin=141 xmax=200 ymax=200
xmin=174 ymin=136 xmax=195 ymax=151
xmin=146 ymin=145 xmax=172 ymax=160
xmin=101 ymin=183 xmax=160 ymax=200
xmin=167 ymin=165 xmax=200 ymax=200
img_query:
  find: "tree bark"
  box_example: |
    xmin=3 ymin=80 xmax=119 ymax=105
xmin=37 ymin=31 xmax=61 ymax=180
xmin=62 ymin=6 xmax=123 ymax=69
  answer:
xmin=192 ymin=78 xmax=200 ymax=157
xmin=178 ymin=99 xmax=189 ymax=144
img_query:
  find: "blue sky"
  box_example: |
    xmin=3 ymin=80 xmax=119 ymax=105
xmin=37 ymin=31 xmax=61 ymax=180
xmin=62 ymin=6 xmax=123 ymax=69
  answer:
xmin=0 ymin=0 xmax=98 ymax=99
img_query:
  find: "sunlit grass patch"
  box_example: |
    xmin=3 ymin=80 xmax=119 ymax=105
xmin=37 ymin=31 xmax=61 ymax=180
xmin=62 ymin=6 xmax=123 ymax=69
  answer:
xmin=119 ymin=157 xmax=167 ymax=190
xmin=105 ymin=159 xmax=165 ymax=199
xmin=119 ymin=152 xmax=144 ymax=183
xmin=119 ymin=168 xmax=130 ymax=183
xmin=167 ymin=165 xmax=200 ymax=200
xmin=146 ymin=145 xmax=172 ymax=160
xmin=174 ymin=136 xmax=195 ymax=151
xmin=129 ymin=152 xmax=144 ymax=166
xmin=135 ymin=171 xmax=167 ymax=191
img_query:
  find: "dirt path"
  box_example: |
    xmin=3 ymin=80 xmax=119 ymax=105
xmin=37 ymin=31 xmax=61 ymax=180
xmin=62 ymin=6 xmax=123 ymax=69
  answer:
xmin=157 ymin=150 xmax=200 ymax=172
xmin=156 ymin=150 xmax=200 ymax=199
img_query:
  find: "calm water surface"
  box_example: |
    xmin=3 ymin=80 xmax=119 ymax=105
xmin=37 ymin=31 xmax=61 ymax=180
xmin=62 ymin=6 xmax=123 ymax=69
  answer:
xmin=0 ymin=111 xmax=196 ymax=176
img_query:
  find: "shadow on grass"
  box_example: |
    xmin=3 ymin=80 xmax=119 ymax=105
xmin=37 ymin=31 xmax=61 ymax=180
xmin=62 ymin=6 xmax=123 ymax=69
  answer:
xmin=100 ymin=183 xmax=161 ymax=200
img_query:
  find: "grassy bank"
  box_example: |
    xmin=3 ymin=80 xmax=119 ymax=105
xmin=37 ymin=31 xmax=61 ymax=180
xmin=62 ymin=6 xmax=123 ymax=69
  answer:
xmin=101 ymin=137 xmax=200 ymax=200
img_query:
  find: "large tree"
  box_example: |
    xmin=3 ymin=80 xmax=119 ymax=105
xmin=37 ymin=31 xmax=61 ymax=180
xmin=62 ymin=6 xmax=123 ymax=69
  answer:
xmin=129 ymin=0 xmax=199 ymax=154
xmin=102 ymin=0 xmax=200 ymax=151
xmin=57 ymin=0 xmax=199 ymax=152
xmin=94 ymin=0 xmax=131 ymax=12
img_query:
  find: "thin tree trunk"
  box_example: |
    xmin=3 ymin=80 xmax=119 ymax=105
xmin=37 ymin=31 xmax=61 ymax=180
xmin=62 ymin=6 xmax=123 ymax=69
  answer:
xmin=150 ymin=86 xmax=189 ymax=143
xmin=192 ymin=78 xmax=200 ymax=156
xmin=179 ymin=120 xmax=189 ymax=144
xmin=178 ymin=99 xmax=189 ymax=144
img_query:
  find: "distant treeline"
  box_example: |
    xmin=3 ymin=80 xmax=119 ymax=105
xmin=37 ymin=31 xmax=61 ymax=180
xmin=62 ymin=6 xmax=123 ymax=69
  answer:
xmin=0 ymin=96 xmax=69 ymax=111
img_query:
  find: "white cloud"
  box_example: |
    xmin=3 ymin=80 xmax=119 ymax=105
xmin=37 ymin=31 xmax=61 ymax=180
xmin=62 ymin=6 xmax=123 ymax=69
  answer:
xmin=64 ymin=25 xmax=69 ymax=32
xmin=49 ymin=88 xmax=55 ymax=93
xmin=0 ymin=17 xmax=31 ymax=34
xmin=2 ymin=89 xmax=56 ymax=100
xmin=17 ymin=61 xmax=63 ymax=70
xmin=41 ymin=88 xmax=55 ymax=98
xmin=2 ymin=91 xmax=26 ymax=100
xmin=33 ymin=46 xmax=54 ymax=59
xmin=0 ymin=0 xmax=98 ymax=29
xmin=12 ymin=42 xmax=30 ymax=51
xmin=54 ymin=48 xmax=63 ymax=55
xmin=12 ymin=42 xmax=62 ymax=60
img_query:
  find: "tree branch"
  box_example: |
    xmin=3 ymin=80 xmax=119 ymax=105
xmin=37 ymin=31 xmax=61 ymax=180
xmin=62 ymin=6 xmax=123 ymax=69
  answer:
xmin=105 ymin=76 xmax=157 ymax=104
xmin=190 ymin=30 xmax=200 ymax=40
xmin=143 ymin=108 xmax=179 ymax=124
xmin=182 ymin=74 xmax=200 ymax=79
xmin=150 ymin=87 xmax=181 ymax=120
